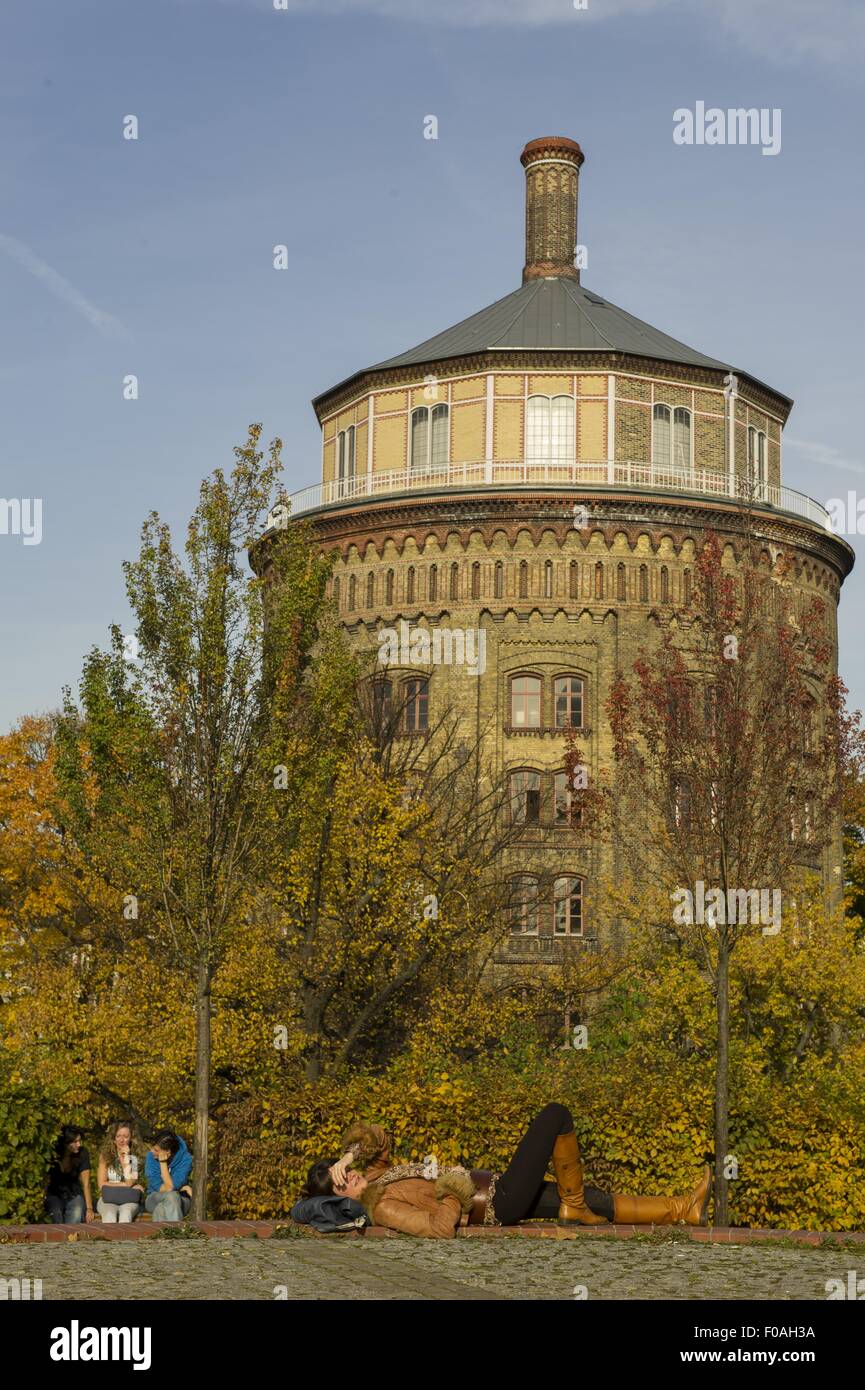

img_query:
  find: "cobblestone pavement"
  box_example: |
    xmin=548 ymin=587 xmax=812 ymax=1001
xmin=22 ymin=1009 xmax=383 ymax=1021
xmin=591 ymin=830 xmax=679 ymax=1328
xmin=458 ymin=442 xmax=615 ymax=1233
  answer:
xmin=0 ymin=1234 xmax=856 ymax=1300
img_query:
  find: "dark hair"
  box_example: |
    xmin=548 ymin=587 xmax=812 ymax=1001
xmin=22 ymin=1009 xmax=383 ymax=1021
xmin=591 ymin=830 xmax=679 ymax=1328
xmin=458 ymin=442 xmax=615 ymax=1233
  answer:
xmin=54 ymin=1125 xmax=84 ymax=1171
xmin=302 ymin=1160 xmax=337 ymax=1200
xmin=153 ymin=1130 xmax=180 ymax=1159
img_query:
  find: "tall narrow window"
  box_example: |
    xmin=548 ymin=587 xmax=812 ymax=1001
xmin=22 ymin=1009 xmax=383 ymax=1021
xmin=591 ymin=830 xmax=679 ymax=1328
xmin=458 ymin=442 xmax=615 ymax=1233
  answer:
xmin=348 ymin=575 xmax=356 ymax=611
xmin=510 ymin=875 xmax=539 ymax=936
xmin=336 ymin=431 xmax=346 ymax=497
xmin=544 ymin=560 xmax=553 ymax=598
xmin=683 ymin=568 xmax=692 ymax=605
xmin=672 ymin=776 xmax=692 ymax=829
xmin=431 ymin=404 xmax=449 ymax=470
xmin=471 ymin=562 xmax=481 ymax=600
xmin=494 ymin=561 xmax=503 ymax=598
xmin=386 ymin=569 xmax=394 ymax=605
xmin=429 ymin=564 xmax=438 ymax=602
xmin=672 ymin=408 xmax=691 ymax=475
xmin=551 ymin=396 xmax=575 ymax=462
xmin=749 ymin=427 xmax=767 ymax=499
xmin=333 ymin=576 xmax=340 ymax=607
xmin=660 ymin=566 xmax=669 ymax=603
xmin=411 ymin=405 xmax=449 ymax=472
xmin=404 ymin=678 xmax=429 ymax=733
xmin=410 ymin=408 xmax=430 ymax=473
xmin=510 ymin=769 xmax=542 ymax=825
xmin=639 ymin=565 xmax=648 ymax=602
xmin=450 ymin=562 xmax=459 ymax=600
xmin=594 ymin=562 xmax=604 ymax=600
xmin=510 ymin=675 xmax=542 ymax=729
xmin=366 ymin=571 xmax=375 ymax=608
xmin=617 ymin=563 xmax=626 ymax=600
xmin=569 ymin=561 xmax=579 ymax=599
xmin=554 ymin=676 xmax=584 ymax=729
xmin=553 ymin=876 xmax=583 ymax=936
xmin=371 ymin=677 xmax=392 ymax=726
xmin=519 ymin=560 xmax=528 ymax=598
xmin=652 ymin=404 xmax=671 ymax=468
xmin=554 ymin=771 xmax=582 ymax=827
xmin=406 ymin=566 xmax=415 ymax=604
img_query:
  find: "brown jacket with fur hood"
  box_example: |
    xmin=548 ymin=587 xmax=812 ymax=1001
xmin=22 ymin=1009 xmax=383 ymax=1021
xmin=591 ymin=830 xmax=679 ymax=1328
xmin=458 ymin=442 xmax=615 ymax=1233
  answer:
xmin=358 ymin=1168 xmax=476 ymax=1238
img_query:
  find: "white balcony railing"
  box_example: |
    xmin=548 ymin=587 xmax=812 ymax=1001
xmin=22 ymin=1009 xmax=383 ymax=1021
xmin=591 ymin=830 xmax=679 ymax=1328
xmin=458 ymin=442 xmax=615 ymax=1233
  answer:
xmin=277 ymin=459 xmax=830 ymax=531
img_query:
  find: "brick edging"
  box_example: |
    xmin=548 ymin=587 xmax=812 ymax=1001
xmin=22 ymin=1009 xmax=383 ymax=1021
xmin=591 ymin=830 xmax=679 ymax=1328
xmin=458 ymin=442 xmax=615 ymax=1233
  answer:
xmin=2 ymin=1220 xmax=864 ymax=1246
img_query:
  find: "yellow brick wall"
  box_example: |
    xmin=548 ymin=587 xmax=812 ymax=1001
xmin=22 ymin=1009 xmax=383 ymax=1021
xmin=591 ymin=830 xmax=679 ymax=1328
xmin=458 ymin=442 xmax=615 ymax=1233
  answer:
xmin=452 ymin=400 xmax=485 ymax=462
xmin=578 ymin=400 xmax=607 ymax=459
xmin=452 ymin=376 xmax=485 ymax=402
xmin=494 ymin=399 xmax=523 ymax=460
xmin=529 ymin=375 xmax=572 ymax=396
xmin=374 ymin=414 xmax=407 ymax=473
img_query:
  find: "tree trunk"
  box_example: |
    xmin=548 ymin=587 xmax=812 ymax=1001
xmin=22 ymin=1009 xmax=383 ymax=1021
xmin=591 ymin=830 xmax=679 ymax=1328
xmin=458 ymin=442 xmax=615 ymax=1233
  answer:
xmin=192 ymin=956 xmax=211 ymax=1221
xmin=713 ymin=936 xmax=730 ymax=1226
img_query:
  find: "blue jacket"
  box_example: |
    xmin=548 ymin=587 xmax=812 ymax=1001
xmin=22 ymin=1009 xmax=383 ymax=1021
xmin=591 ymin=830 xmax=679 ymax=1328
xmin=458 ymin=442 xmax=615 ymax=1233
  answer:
xmin=145 ymin=1137 xmax=193 ymax=1195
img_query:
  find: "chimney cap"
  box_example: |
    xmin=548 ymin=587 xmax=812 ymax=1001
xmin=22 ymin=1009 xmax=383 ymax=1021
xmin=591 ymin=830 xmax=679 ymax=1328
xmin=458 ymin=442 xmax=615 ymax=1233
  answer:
xmin=520 ymin=135 xmax=585 ymax=168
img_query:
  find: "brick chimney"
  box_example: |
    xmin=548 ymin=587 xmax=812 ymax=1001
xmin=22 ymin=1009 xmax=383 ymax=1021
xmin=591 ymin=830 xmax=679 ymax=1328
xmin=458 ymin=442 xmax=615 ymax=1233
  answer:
xmin=520 ymin=136 xmax=585 ymax=284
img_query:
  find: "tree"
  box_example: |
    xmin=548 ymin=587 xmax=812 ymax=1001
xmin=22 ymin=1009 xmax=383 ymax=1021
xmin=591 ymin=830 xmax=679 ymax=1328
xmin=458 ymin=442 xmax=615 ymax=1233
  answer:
xmin=52 ymin=425 xmax=337 ymax=1218
xmin=595 ymin=529 xmax=846 ymax=1224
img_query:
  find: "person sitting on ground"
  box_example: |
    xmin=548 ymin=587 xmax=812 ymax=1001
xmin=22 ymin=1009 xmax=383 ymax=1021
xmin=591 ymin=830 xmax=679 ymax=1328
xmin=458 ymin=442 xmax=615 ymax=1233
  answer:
xmin=44 ymin=1125 xmax=95 ymax=1225
xmin=304 ymin=1103 xmax=711 ymax=1237
xmin=97 ymin=1119 xmax=146 ymax=1223
xmin=144 ymin=1129 xmax=193 ymax=1222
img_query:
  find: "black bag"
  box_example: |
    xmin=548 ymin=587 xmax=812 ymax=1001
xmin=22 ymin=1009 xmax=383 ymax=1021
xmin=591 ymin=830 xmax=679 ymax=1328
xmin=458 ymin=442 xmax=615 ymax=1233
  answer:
xmin=101 ymin=1185 xmax=140 ymax=1204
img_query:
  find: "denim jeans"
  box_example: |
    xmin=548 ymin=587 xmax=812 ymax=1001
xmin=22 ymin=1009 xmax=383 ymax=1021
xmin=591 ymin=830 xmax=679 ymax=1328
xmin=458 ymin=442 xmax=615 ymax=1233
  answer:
xmin=45 ymin=1194 xmax=86 ymax=1224
xmin=145 ymin=1190 xmax=191 ymax=1222
xmin=97 ymin=1197 xmax=141 ymax=1223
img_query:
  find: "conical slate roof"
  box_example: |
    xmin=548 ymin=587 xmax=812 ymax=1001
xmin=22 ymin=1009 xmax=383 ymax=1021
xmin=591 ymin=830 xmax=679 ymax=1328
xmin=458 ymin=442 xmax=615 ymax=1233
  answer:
xmin=370 ymin=275 xmax=731 ymax=374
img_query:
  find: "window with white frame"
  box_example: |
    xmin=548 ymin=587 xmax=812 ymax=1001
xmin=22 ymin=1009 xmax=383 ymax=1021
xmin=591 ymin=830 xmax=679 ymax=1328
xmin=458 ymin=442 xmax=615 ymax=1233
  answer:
xmin=410 ymin=404 xmax=449 ymax=473
xmin=337 ymin=426 xmax=356 ymax=497
xmin=748 ymin=426 xmax=767 ymax=499
xmin=653 ymin=404 xmax=692 ymax=475
xmin=510 ymin=769 xmax=542 ymax=825
xmin=510 ymin=675 xmax=542 ymax=729
xmin=553 ymin=876 xmax=583 ymax=936
xmin=526 ymin=395 xmax=575 ymax=464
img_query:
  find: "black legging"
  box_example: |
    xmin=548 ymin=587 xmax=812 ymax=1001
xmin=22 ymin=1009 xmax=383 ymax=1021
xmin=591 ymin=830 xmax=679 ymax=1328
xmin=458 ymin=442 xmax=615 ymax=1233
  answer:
xmin=492 ymin=1102 xmax=614 ymax=1226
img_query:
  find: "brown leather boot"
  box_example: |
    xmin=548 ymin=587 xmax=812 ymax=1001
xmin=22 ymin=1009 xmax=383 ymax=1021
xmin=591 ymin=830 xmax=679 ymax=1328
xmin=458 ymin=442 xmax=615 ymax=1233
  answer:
xmin=613 ymin=1166 xmax=712 ymax=1226
xmin=552 ymin=1131 xmax=609 ymax=1224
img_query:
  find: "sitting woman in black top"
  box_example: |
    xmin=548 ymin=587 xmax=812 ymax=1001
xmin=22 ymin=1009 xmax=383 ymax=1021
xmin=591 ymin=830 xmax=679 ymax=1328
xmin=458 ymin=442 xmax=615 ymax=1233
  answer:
xmin=45 ymin=1125 xmax=95 ymax=1225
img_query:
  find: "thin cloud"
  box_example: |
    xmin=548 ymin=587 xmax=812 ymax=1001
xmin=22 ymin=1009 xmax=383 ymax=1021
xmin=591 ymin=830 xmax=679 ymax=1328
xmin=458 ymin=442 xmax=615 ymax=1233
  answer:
xmin=0 ymin=233 xmax=128 ymax=340
xmin=227 ymin=0 xmax=865 ymax=68
xmin=785 ymin=437 xmax=865 ymax=479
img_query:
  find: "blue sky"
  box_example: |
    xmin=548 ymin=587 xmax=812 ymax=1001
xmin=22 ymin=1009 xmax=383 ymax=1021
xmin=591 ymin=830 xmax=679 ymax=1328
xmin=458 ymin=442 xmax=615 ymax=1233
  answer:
xmin=2 ymin=0 xmax=864 ymax=730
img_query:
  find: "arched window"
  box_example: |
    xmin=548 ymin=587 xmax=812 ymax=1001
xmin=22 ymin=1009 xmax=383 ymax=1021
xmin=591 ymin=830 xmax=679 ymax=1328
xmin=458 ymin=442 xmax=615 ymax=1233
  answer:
xmin=406 ymin=566 xmax=415 ymax=604
xmin=385 ymin=569 xmax=394 ymax=605
xmin=652 ymin=404 xmax=671 ymax=467
xmin=748 ymin=426 xmax=767 ymax=499
xmin=683 ymin=568 xmax=691 ymax=605
xmin=617 ymin=563 xmax=626 ymax=601
xmin=672 ymin=408 xmax=691 ymax=475
xmin=494 ymin=561 xmax=503 ymax=598
xmin=660 ymin=566 xmax=669 ymax=603
xmin=332 ymin=576 xmax=340 ymax=607
xmin=672 ymin=776 xmax=692 ymax=829
xmin=639 ymin=565 xmax=648 ymax=602
xmin=348 ymin=575 xmax=356 ymax=611
xmin=471 ymin=562 xmax=481 ymax=600
xmin=371 ymin=677 xmax=392 ymax=726
xmin=526 ymin=395 xmax=575 ymax=463
xmin=510 ymin=675 xmax=542 ymax=729
xmin=510 ymin=874 xmax=539 ymax=936
xmin=569 ymin=560 xmax=579 ymax=600
xmin=553 ymin=876 xmax=583 ymax=936
xmin=404 ymin=677 xmax=429 ymax=733
xmin=411 ymin=404 xmax=449 ymax=473
xmin=594 ymin=562 xmax=604 ymax=600
xmin=429 ymin=564 xmax=438 ymax=602
xmin=366 ymin=571 xmax=375 ymax=608
xmin=337 ymin=426 xmax=356 ymax=497
xmin=449 ymin=562 xmax=459 ymax=600
xmin=518 ymin=561 xmax=528 ymax=598
xmin=510 ymin=769 xmax=541 ymax=825
xmin=544 ymin=560 xmax=553 ymax=598
xmin=554 ymin=676 xmax=584 ymax=729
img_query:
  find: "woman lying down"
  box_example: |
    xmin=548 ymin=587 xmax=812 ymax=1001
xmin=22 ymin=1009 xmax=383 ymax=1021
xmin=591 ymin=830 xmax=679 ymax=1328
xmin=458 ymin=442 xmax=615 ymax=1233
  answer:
xmin=300 ymin=1103 xmax=711 ymax=1237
